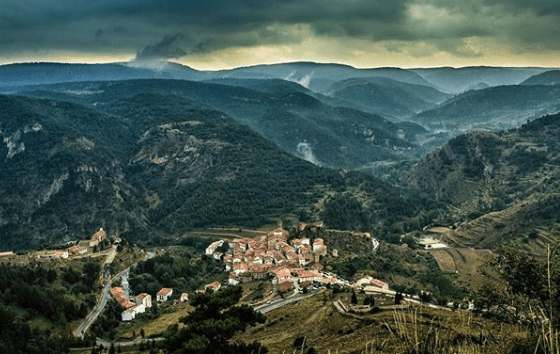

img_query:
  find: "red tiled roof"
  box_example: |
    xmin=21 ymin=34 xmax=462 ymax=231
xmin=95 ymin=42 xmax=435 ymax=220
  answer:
xmin=136 ymin=293 xmax=149 ymax=301
xmin=92 ymin=228 xmax=106 ymax=242
xmin=110 ymin=287 xmax=135 ymax=309
xmin=234 ymin=262 xmax=249 ymax=272
xmin=268 ymin=228 xmax=288 ymax=240
xmin=312 ymin=263 xmax=324 ymax=270
xmin=157 ymin=287 xmax=173 ymax=296
xmin=313 ymin=238 xmax=324 ymax=245
xmin=274 ymin=268 xmax=291 ymax=278
xmin=249 ymin=263 xmax=268 ymax=273
xmin=297 ymin=270 xmax=320 ymax=279
xmin=207 ymin=281 xmax=221 ymax=290
xmin=371 ymin=279 xmax=388 ymax=288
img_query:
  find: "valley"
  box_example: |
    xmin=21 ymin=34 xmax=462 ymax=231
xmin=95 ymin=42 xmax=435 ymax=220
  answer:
xmin=1 ymin=61 xmax=560 ymax=353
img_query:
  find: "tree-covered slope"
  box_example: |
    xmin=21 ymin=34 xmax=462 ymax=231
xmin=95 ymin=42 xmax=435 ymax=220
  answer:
xmin=20 ymin=79 xmax=427 ymax=169
xmin=0 ymin=93 xmax=438 ymax=250
xmin=408 ymin=112 xmax=560 ymax=252
xmin=413 ymin=85 xmax=560 ymax=133
xmin=326 ymin=77 xmax=451 ymax=119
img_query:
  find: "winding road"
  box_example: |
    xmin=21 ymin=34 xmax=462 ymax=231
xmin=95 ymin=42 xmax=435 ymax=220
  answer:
xmin=73 ymin=267 xmax=130 ymax=338
xmin=73 ymin=250 xmax=155 ymax=338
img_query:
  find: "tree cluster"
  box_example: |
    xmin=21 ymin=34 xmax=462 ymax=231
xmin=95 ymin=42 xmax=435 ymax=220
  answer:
xmin=164 ymin=285 xmax=267 ymax=354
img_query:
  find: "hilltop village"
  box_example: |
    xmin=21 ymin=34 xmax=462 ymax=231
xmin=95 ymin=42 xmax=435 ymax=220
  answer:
xmin=102 ymin=226 xmax=391 ymax=322
xmin=207 ymin=227 xmax=386 ymax=295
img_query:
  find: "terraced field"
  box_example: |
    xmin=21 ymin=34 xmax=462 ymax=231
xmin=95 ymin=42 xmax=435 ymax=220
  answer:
xmin=428 ymin=247 xmax=498 ymax=291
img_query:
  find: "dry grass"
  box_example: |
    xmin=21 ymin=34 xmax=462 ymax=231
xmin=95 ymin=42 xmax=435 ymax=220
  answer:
xmin=234 ymin=291 xmax=544 ymax=354
xmin=428 ymin=249 xmax=456 ymax=273
xmin=426 ymin=247 xmax=499 ymax=292
xmin=119 ymin=303 xmax=194 ymax=339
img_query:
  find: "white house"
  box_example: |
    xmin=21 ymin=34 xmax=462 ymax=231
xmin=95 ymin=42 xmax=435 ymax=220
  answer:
xmin=180 ymin=293 xmax=189 ymax=302
xmin=157 ymin=287 xmax=173 ymax=302
xmin=121 ymin=304 xmax=146 ymax=321
xmin=135 ymin=293 xmax=152 ymax=308
xmin=205 ymin=240 xmax=224 ymax=255
xmin=228 ymin=272 xmax=240 ymax=285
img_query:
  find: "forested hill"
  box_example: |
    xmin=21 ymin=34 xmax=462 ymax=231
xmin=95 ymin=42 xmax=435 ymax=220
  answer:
xmin=0 ymin=93 xmax=440 ymax=250
xmin=408 ymin=112 xmax=560 ymax=252
xmin=412 ymin=84 xmax=560 ymax=133
xmin=19 ymin=79 xmax=427 ymax=169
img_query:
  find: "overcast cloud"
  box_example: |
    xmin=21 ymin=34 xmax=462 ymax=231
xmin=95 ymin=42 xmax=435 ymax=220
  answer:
xmin=0 ymin=0 xmax=558 ymax=68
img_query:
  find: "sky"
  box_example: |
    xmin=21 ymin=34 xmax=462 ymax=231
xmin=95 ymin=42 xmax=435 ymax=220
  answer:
xmin=1 ymin=0 xmax=559 ymax=70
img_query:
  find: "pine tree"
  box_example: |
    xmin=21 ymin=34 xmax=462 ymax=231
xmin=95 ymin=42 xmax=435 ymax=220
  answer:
xmin=351 ymin=291 xmax=358 ymax=305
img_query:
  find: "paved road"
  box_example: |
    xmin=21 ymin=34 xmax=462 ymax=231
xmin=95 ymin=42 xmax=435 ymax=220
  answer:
xmin=73 ymin=267 xmax=130 ymax=338
xmin=254 ymin=290 xmax=319 ymax=313
xmin=96 ymin=337 xmax=165 ymax=347
xmin=74 ymin=250 xmax=155 ymax=338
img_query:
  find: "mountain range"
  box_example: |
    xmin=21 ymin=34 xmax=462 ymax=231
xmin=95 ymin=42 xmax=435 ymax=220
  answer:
xmin=1 ymin=60 xmax=560 ymax=250
xmin=0 ymin=90 xmax=438 ymax=250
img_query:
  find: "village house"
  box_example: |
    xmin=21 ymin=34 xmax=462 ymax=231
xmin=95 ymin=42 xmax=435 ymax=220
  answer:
xmin=249 ymin=264 xmax=270 ymax=280
xmin=135 ymin=293 xmax=152 ymax=308
xmin=267 ymin=227 xmax=289 ymax=249
xmin=313 ymin=238 xmax=328 ymax=257
xmin=68 ymin=245 xmax=87 ymax=255
xmin=233 ymin=261 xmax=249 ymax=274
xmin=121 ymin=304 xmax=146 ymax=321
xmin=205 ymin=240 xmax=224 ymax=256
xmin=273 ymin=268 xmax=292 ymax=283
xmin=297 ymin=270 xmax=322 ymax=284
xmin=228 ymin=272 xmax=240 ymax=285
xmin=157 ymin=287 xmax=173 ymax=302
xmin=370 ymin=279 xmax=389 ymax=290
xmin=205 ymin=281 xmax=221 ymax=292
xmin=110 ymin=287 xmax=136 ymax=309
xmin=111 ymin=287 xmax=147 ymax=321
xmin=89 ymin=227 xmax=106 ymax=248
xmin=180 ymin=293 xmax=189 ymax=302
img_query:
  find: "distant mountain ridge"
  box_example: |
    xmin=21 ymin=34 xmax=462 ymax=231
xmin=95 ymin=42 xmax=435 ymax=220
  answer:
xmin=521 ymin=70 xmax=560 ymax=86
xmin=411 ymin=66 xmax=550 ymax=93
xmin=2 ymin=60 xmax=552 ymax=93
xmin=412 ymin=84 xmax=560 ymax=133
xmin=326 ymin=77 xmax=451 ymax=119
xmin=17 ymin=79 xmax=428 ymax=169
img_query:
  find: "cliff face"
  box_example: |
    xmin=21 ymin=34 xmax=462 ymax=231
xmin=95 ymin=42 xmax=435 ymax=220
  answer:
xmin=0 ymin=95 xmax=146 ymax=249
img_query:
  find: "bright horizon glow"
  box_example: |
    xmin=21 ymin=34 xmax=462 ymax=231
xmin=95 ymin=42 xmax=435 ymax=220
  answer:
xmin=1 ymin=53 xmax=558 ymax=71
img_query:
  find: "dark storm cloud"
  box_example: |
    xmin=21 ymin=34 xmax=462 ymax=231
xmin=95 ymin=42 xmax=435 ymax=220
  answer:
xmin=0 ymin=0 xmax=409 ymax=57
xmin=0 ymin=0 xmax=559 ymax=63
